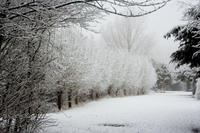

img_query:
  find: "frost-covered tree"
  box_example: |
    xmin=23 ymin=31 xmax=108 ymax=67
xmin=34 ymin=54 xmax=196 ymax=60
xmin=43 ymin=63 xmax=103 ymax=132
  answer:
xmin=152 ymin=61 xmax=172 ymax=92
xmin=48 ymin=21 xmax=157 ymax=106
xmin=44 ymin=26 xmax=88 ymax=108
xmin=101 ymin=16 xmax=154 ymax=55
xmin=0 ymin=33 xmax=51 ymax=133
xmin=173 ymin=65 xmax=200 ymax=94
xmin=100 ymin=16 xmax=157 ymax=95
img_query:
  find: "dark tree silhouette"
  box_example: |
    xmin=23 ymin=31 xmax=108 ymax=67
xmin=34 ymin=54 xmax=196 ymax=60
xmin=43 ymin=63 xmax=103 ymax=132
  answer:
xmin=165 ymin=26 xmax=200 ymax=68
xmin=165 ymin=2 xmax=200 ymax=69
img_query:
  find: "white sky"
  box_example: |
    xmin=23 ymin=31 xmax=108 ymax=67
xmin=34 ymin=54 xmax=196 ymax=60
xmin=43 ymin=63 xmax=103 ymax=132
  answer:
xmin=90 ymin=0 xmax=198 ymax=64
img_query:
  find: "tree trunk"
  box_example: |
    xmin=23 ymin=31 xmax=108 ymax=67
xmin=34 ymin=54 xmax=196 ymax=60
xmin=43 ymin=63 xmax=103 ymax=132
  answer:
xmin=116 ymin=89 xmax=119 ymax=96
xmin=96 ymin=92 xmax=99 ymax=99
xmin=68 ymin=89 xmax=72 ymax=108
xmin=90 ymin=89 xmax=95 ymax=100
xmin=75 ymin=96 xmax=79 ymax=105
xmin=124 ymin=89 xmax=127 ymax=96
xmin=57 ymin=91 xmax=62 ymax=110
xmin=192 ymin=80 xmax=197 ymax=95
xmin=108 ymin=86 xmax=112 ymax=96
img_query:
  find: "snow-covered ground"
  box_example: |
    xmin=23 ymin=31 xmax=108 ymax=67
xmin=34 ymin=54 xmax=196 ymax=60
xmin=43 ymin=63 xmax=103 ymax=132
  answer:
xmin=45 ymin=91 xmax=200 ymax=133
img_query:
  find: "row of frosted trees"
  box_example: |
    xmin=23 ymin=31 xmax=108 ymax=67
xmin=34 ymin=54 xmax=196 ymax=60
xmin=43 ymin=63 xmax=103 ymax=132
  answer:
xmin=45 ymin=17 xmax=157 ymax=110
xmin=0 ymin=0 xmax=169 ymax=132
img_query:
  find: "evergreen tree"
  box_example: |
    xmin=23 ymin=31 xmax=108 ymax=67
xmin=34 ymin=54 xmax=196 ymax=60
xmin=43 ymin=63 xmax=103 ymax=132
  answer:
xmin=165 ymin=2 xmax=200 ymax=69
xmin=165 ymin=2 xmax=200 ymax=96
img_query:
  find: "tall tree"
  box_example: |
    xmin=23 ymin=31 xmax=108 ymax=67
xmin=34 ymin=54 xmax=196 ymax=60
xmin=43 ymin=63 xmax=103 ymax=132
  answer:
xmin=165 ymin=1 xmax=200 ymax=95
xmin=165 ymin=2 xmax=200 ymax=68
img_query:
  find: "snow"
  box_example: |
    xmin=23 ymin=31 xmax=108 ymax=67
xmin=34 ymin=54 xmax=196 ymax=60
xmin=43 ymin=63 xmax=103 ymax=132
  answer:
xmin=45 ymin=91 xmax=200 ymax=133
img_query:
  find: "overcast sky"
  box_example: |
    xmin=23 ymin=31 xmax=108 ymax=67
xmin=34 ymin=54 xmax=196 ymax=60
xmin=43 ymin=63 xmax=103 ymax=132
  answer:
xmin=90 ymin=0 xmax=198 ymax=64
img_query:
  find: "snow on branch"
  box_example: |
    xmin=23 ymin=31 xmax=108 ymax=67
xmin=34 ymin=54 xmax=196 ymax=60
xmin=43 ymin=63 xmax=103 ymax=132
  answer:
xmin=0 ymin=0 xmax=169 ymax=39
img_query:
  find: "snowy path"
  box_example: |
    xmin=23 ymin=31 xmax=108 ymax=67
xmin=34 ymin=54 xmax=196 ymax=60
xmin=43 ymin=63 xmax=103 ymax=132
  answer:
xmin=46 ymin=91 xmax=200 ymax=133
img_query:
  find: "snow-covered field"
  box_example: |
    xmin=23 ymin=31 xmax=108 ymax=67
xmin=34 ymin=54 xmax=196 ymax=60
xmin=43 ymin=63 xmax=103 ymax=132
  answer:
xmin=45 ymin=91 xmax=200 ymax=133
